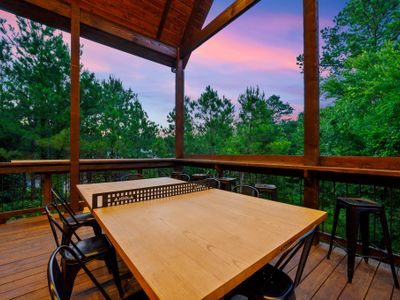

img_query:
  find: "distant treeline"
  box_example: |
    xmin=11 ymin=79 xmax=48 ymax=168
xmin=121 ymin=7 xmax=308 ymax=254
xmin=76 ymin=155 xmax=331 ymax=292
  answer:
xmin=1 ymin=0 xmax=399 ymax=160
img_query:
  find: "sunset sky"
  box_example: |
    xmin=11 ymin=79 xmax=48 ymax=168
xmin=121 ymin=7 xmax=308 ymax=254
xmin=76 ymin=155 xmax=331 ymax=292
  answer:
xmin=0 ymin=1 xmax=348 ymax=126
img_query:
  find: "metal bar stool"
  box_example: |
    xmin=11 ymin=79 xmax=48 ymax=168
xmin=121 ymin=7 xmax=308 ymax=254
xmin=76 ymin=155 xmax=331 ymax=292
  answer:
xmin=218 ymin=177 xmax=237 ymax=191
xmin=191 ymin=173 xmax=209 ymax=181
xmin=254 ymin=183 xmax=278 ymax=200
xmin=327 ymin=197 xmax=399 ymax=288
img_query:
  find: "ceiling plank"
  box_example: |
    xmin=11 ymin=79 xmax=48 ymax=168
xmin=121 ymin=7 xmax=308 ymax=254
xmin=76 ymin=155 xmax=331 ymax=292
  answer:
xmin=1 ymin=0 xmax=176 ymax=66
xmin=156 ymin=0 xmax=172 ymax=40
xmin=180 ymin=0 xmax=213 ymax=68
xmin=181 ymin=0 xmax=261 ymax=58
xmin=0 ymin=0 xmax=71 ymax=32
xmin=81 ymin=10 xmax=176 ymax=57
xmin=180 ymin=0 xmax=207 ymax=46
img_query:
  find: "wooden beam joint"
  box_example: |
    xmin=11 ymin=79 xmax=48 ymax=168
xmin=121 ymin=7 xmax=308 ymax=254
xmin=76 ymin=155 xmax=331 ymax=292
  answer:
xmin=181 ymin=0 xmax=261 ymax=58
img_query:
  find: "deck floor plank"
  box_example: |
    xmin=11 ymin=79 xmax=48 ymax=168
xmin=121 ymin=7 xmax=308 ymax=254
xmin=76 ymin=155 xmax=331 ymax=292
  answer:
xmin=391 ymin=267 xmax=400 ymax=300
xmin=300 ymin=250 xmax=361 ymax=300
xmin=295 ymin=245 xmax=346 ymax=300
xmin=287 ymin=242 xmax=329 ymax=280
xmin=338 ymin=258 xmax=379 ymax=300
xmin=365 ymin=262 xmax=397 ymax=300
xmin=0 ymin=216 xmax=397 ymax=300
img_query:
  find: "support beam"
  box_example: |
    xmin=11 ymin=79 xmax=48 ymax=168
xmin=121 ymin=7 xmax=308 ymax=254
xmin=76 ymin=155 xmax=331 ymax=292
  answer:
xmin=175 ymin=49 xmax=184 ymax=158
xmin=70 ymin=0 xmax=80 ymax=211
xmin=181 ymin=0 xmax=261 ymax=58
xmin=156 ymin=0 xmax=172 ymax=40
xmin=80 ymin=9 xmax=176 ymax=58
xmin=303 ymin=0 xmax=320 ymax=210
xmin=180 ymin=0 xmax=211 ymax=68
xmin=303 ymin=0 xmax=320 ymax=166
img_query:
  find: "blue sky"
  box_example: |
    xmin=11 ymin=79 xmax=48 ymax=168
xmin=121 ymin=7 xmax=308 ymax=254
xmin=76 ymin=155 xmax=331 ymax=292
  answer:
xmin=0 ymin=1 xmax=348 ymax=126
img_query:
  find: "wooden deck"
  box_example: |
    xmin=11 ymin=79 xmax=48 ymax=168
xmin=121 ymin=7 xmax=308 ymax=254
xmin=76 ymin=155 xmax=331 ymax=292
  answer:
xmin=0 ymin=216 xmax=398 ymax=300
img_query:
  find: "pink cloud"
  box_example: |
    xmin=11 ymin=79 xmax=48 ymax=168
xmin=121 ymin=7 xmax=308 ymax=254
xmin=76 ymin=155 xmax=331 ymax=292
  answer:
xmin=191 ymin=32 xmax=299 ymax=72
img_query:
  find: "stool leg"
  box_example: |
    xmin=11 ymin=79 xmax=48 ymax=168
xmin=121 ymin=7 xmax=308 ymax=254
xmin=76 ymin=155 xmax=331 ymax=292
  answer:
xmin=379 ymin=211 xmax=399 ymax=288
xmin=360 ymin=212 xmax=369 ymax=263
xmin=62 ymin=259 xmax=81 ymax=299
xmin=272 ymin=189 xmax=277 ymax=201
xmin=346 ymin=208 xmax=360 ymax=284
xmin=327 ymin=204 xmax=340 ymax=259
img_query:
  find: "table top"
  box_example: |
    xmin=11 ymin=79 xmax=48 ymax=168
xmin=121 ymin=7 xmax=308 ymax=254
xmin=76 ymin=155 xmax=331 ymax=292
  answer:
xmin=77 ymin=178 xmax=327 ymax=300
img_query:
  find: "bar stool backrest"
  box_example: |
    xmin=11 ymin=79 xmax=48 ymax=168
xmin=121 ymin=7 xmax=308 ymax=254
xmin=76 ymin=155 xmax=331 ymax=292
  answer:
xmin=171 ymin=173 xmax=190 ymax=181
xmin=198 ymin=178 xmax=221 ymax=189
xmin=233 ymin=185 xmax=260 ymax=197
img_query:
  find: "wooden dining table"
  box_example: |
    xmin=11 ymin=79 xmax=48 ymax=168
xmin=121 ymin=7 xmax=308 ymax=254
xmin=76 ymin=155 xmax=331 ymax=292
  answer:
xmin=77 ymin=177 xmax=327 ymax=300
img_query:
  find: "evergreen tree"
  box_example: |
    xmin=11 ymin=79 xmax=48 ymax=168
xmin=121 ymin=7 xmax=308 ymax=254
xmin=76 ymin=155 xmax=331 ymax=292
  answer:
xmin=234 ymin=87 xmax=292 ymax=154
xmin=192 ymin=86 xmax=235 ymax=154
xmin=0 ymin=17 xmax=70 ymax=160
xmin=81 ymin=76 xmax=160 ymax=158
xmin=164 ymin=96 xmax=198 ymax=156
xmin=320 ymin=0 xmax=399 ymax=73
xmin=321 ymin=42 xmax=400 ymax=156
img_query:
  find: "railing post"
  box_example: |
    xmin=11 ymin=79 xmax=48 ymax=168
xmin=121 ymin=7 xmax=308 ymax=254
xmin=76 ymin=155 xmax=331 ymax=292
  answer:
xmin=42 ymin=173 xmax=52 ymax=206
xmin=215 ymin=165 xmax=223 ymax=178
xmin=303 ymin=0 xmax=320 ymax=211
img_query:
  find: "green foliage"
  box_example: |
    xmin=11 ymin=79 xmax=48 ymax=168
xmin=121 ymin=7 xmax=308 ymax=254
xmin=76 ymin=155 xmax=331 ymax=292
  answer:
xmin=321 ymin=42 xmax=400 ymax=156
xmin=0 ymin=17 xmax=162 ymax=160
xmin=315 ymin=0 xmax=400 ymax=157
xmin=0 ymin=17 xmax=70 ymax=160
xmin=233 ymin=87 xmax=292 ymax=154
xmin=163 ymin=86 xmax=297 ymax=156
xmin=163 ymin=96 xmax=198 ymax=155
xmin=320 ymin=0 xmax=399 ymax=73
xmin=192 ymin=86 xmax=235 ymax=154
xmin=80 ymin=75 xmax=161 ymax=158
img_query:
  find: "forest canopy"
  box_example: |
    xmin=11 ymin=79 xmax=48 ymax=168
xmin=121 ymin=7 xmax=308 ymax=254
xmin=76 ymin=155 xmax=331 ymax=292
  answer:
xmin=0 ymin=0 xmax=399 ymax=160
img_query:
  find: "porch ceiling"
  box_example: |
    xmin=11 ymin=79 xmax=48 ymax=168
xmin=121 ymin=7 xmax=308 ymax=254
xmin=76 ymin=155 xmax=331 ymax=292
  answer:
xmin=0 ymin=0 xmax=260 ymax=68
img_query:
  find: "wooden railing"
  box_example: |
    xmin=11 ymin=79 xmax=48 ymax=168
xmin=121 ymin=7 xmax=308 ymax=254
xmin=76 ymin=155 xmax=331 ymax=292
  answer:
xmin=1 ymin=156 xmax=400 ymax=218
xmin=0 ymin=159 xmax=176 ymax=221
xmin=1 ymin=156 xmax=400 ymax=262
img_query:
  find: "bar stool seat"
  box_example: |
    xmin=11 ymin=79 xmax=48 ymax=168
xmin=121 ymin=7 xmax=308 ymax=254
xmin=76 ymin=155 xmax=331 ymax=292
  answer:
xmin=254 ymin=183 xmax=277 ymax=200
xmin=191 ymin=173 xmax=209 ymax=181
xmin=218 ymin=177 xmax=237 ymax=191
xmin=327 ymin=197 xmax=399 ymax=288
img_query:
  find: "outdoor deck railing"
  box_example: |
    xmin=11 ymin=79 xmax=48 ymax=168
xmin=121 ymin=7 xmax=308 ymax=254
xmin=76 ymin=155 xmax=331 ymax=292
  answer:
xmin=1 ymin=156 xmax=399 ymax=261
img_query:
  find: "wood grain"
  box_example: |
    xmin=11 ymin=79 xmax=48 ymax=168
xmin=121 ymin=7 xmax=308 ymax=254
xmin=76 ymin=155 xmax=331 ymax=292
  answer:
xmin=182 ymin=0 xmax=261 ymax=56
xmin=0 ymin=216 xmax=396 ymax=300
xmin=365 ymin=262 xmax=398 ymax=300
xmin=69 ymin=0 xmax=81 ymax=212
xmin=78 ymin=179 xmax=327 ymax=299
xmin=303 ymin=0 xmax=320 ymax=166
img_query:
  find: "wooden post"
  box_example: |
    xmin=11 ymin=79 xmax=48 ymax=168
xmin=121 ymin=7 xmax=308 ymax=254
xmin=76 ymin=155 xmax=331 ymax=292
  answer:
xmin=42 ymin=174 xmax=52 ymax=206
xmin=30 ymin=174 xmax=36 ymax=201
xmin=215 ymin=165 xmax=223 ymax=178
xmin=175 ymin=48 xmax=184 ymax=159
xmin=303 ymin=0 xmax=320 ymax=210
xmin=70 ymin=0 xmax=80 ymax=211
